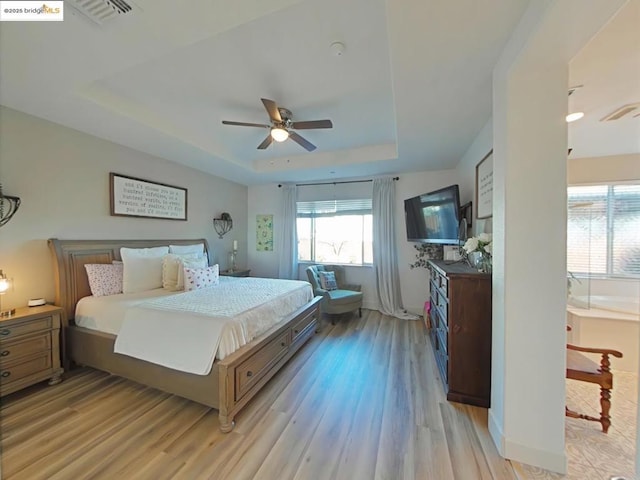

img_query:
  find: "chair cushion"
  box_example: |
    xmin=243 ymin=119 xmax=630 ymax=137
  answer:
xmin=327 ymin=289 xmax=363 ymax=305
xmin=319 ymin=271 xmax=338 ymax=290
xmin=567 ymin=349 xmax=600 ymax=374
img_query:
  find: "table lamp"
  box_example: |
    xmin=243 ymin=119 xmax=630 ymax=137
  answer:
xmin=0 ymin=270 xmax=15 ymax=317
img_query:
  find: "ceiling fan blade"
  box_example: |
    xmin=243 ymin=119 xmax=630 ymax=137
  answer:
xmin=291 ymin=119 xmax=333 ymax=130
xmin=289 ymin=131 xmax=316 ymax=152
xmin=261 ymin=98 xmax=282 ymax=123
xmin=257 ymin=134 xmax=274 ymax=150
xmin=222 ymin=120 xmax=270 ymax=128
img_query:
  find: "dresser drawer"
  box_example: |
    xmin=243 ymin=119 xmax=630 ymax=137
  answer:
xmin=235 ymin=330 xmax=290 ymax=401
xmin=0 ymin=351 xmax=52 ymax=386
xmin=291 ymin=310 xmax=316 ymax=343
xmin=430 ymin=290 xmax=448 ymax=327
xmin=430 ymin=269 xmax=448 ymax=296
xmin=0 ymin=332 xmax=51 ymax=366
xmin=0 ymin=317 xmax=52 ymax=343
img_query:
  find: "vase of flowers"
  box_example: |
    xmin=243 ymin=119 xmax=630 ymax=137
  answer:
xmin=463 ymin=233 xmax=493 ymax=273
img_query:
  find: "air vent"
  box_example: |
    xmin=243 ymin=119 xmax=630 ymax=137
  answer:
xmin=601 ymin=103 xmax=640 ymax=121
xmin=68 ymin=0 xmax=133 ymax=24
xmin=568 ymin=85 xmax=583 ymax=96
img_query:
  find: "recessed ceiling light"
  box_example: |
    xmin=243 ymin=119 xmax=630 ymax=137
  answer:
xmin=566 ymin=112 xmax=584 ymax=123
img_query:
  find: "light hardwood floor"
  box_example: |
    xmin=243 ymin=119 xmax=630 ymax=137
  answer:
xmin=1 ymin=310 xmax=519 ymax=480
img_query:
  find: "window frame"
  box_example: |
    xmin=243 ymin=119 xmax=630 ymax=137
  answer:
xmin=567 ymin=181 xmax=640 ymax=279
xmin=296 ymin=199 xmax=373 ymax=266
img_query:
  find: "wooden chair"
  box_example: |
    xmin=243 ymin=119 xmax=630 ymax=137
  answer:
xmin=566 ymin=339 xmax=623 ymax=433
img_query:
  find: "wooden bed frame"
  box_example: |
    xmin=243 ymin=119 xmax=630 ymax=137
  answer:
xmin=48 ymin=238 xmax=321 ymax=432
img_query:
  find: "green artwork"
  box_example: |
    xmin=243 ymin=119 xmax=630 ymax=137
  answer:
xmin=256 ymin=214 xmax=274 ymax=251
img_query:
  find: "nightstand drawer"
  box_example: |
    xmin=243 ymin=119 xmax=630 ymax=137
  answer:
xmin=0 ymin=351 xmax=52 ymax=386
xmin=0 ymin=333 xmax=51 ymax=366
xmin=0 ymin=317 xmax=52 ymax=343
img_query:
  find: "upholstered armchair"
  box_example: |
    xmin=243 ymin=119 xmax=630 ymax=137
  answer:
xmin=306 ymin=265 xmax=363 ymax=323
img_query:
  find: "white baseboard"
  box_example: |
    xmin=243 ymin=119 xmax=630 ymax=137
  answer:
xmin=489 ymin=410 xmax=567 ymax=474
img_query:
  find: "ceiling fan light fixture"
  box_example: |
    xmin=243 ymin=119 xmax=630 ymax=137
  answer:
xmin=566 ymin=112 xmax=585 ymax=123
xmin=271 ymin=127 xmax=289 ymax=142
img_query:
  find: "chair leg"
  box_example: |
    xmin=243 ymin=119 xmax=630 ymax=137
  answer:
xmin=358 ymin=307 xmax=362 ymax=318
xmin=599 ymin=387 xmax=612 ymax=433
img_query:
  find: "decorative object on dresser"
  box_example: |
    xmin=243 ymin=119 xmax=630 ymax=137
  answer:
xmin=0 ymin=305 xmax=64 ymax=396
xmin=427 ymin=259 xmax=492 ymax=407
xmin=220 ymin=269 xmax=251 ymax=278
xmin=409 ymin=244 xmax=444 ymax=270
xmin=0 ymin=270 xmax=16 ymax=317
xmin=213 ymin=212 xmax=233 ymax=239
xmin=110 ymin=173 xmax=188 ymax=221
xmin=0 ymin=183 xmax=21 ymax=228
xmin=462 ymin=233 xmax=493 ymax=273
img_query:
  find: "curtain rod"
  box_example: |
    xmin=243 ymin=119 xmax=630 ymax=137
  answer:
xmin=278 ymin=177 xmax=399 ymax=188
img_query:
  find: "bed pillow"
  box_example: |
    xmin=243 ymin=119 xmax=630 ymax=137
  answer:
xmin=84 ymin=263 xmax=123 ymax=297
xmin=120 ymin=246 xmax=169 ymax=293
xmin=184 ymin=264 xmax=220 ymax=291
xmin=319 ymin=271 xmax=338 ymax=291
xmin=162 ymin=253 xmax=207 ymax=291
xmin=169 ymin=243 xmax=205 ymax=256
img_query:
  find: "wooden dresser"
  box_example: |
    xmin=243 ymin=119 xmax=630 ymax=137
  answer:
xmin=0 ymin=305 xmax=64 ymax=396
xmin=428 ymin=260 xmax=492 ymax=407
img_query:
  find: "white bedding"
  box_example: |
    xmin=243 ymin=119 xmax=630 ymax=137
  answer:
xmin=76 ymin=277 xmax=313 ymax=375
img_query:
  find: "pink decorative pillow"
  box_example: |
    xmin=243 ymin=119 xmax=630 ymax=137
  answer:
xmin=183 ymin=265 xmax=220 ymax=291
xmin=85 ymin=263 xmax=123 ymax=297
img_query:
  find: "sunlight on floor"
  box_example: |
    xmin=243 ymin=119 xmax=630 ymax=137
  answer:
xmin=513 ymin=370 xmax=637 ymax=480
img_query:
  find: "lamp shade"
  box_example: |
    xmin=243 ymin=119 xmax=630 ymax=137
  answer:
xmin=0 ymin=271 xmax=9 ymax=294
xmin=270 ymin=127 xmax=289 ymax=142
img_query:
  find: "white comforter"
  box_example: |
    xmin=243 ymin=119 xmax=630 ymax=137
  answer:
xmin=112 ymin=277 xmax=313 ymax=375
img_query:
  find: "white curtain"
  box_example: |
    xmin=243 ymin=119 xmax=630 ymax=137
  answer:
xmin=373 ymin=177 xmax=417 ymax=319
xmin=278 ymin=184 xmax=299 ymax=280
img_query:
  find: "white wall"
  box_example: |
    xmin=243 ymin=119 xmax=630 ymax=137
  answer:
xmin=247 ymin=169 xmax=461 ymax=314
xmin=0 ymin=106 xmax=248 ymax=309
xmin=489 ymin=0 xmax=627 ymax=473
xmin=568 ymin=153 xmax=640 ymax=184
xmin=455 ymin=118 xmax=493 ymax=235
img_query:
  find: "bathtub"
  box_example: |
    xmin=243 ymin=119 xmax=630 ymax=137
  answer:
xmin=567 ymin=298 xmax=639 ymax=372
xmin=571 ymin=295 xmax=639 ymax=317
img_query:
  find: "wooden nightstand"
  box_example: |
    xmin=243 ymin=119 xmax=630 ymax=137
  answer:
xmin=0 ymin=304 xmax=64 ymax=396
xmin=220 ymin=269 xmax=251 ymax=277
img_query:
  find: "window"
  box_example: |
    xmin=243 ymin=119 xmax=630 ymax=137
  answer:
xmin=567 ymin=184 xmax=640 ymax=277
xmin=297 ymin=199 xmax=373 ymax=265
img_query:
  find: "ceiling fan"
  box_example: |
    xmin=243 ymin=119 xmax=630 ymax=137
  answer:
xmin=222 ymin=98 xmax=333 ymax=152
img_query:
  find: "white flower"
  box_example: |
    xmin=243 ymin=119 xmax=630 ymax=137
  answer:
xmin=463 ymin=237 xmax=479 ymax=253
xmin=484 ymin=242 xmax=493 ymax=255
xmin=478 ymin=232 xmax=492 ymax=243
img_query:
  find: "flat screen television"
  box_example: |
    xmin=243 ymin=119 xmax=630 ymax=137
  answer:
xmin=404 ymin=184 xmax=461 ymax=244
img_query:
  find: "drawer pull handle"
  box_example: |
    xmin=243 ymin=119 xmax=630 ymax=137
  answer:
xmin=246 ymin=371 xmax=253 ymax=377
xmin=294 ymin=329 xmax=299 ymax=334
xmin=0 ymin=350 xmax=9 ymax=357
xmin=0 ymin=329 xmax=10 ymax=336
xmin=280 ymin=342 xmax=286 ymax=347
xmin=1 ymin=371 xmax=10 ymax=378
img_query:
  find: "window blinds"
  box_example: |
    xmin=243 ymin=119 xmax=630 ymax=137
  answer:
xmin=297 ymin=199 xmax=372 ymax=218
xmin=567 ymin=184 xmax=640 ymax=277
